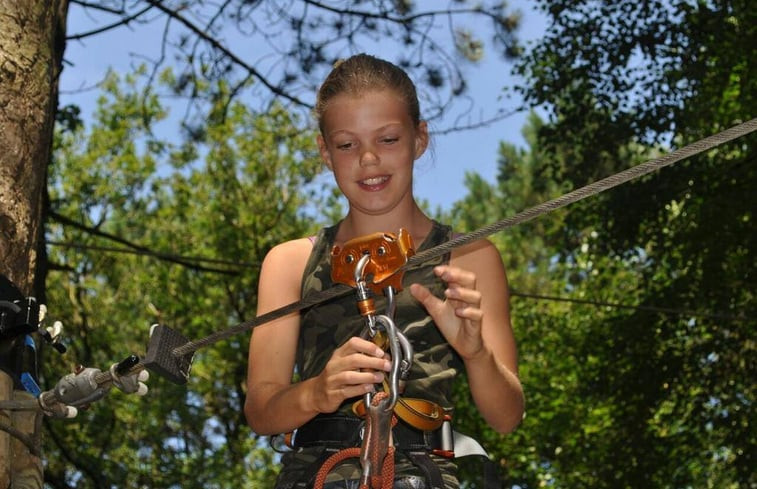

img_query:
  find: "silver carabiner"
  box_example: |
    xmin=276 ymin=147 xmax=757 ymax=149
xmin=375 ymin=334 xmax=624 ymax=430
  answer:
xmin=354 ymin=253 xmax=413 ymax=409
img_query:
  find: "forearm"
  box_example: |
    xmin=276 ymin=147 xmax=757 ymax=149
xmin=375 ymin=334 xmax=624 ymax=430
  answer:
xmin=245 ymin=378 xmax=322 ymax=435
xmin=464 ymin=348 xmax=524 ymax=434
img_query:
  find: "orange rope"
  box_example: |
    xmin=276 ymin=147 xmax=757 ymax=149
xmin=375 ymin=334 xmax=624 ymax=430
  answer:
xmin=312 ymin=446 xmax=396 ymax=489
xmin=313 ymin=392 xmax=397 ymax=489
xmin=313 ymin=447 xmax=361 ymax=489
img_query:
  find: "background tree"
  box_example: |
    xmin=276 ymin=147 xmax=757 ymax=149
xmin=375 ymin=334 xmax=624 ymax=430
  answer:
xmin=476 ymin=0 xmax=756 ymax=486
xmin=0 ymin=1 xmax=68 ymax=486
xmin=3 ymin=1 xmax=524 ymax=487
xmin=44 ymin=68 xmax=323 ymax=487
xmin=65 ymin=0 xmax=523 ymax=132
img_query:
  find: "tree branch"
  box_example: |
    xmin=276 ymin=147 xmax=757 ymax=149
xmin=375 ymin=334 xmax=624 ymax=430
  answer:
xmin=66 ymin=5 xmax=155 ymax=41
xmin=142 ymin=0 xmax=312 ymax=108
xmin=48 ymin=211 xmax=239 ymax=275
xmin=69 ymin=0 xmax=125 ymax=15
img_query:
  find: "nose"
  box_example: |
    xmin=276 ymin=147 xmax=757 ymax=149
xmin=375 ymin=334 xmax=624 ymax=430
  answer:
xmin=359 ymin=148 xmax=380 ymax=167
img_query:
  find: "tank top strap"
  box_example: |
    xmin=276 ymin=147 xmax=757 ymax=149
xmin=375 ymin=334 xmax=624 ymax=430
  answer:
xmin=300 ymin=223 xmax=340 ymax=297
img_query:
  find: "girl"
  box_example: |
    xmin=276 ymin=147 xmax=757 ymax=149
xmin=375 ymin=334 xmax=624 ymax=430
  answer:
xmin=245 ymin=53 xmax=524 ymax=489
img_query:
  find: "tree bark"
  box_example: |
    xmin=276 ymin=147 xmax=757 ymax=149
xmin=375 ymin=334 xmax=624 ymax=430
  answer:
xmin=0 ymin=0 xmax=68 ymax=487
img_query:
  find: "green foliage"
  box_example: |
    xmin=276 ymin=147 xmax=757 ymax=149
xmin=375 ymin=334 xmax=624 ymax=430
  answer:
xmin=447 ymin=1 xmax=757 ymax=488
xmin=38 ymin=2 xmax=756 ymax=487
xmin=44 ymin=67 xmax=327 ymax=488
xmin=448 ymin=112 xmax=572 ymax=293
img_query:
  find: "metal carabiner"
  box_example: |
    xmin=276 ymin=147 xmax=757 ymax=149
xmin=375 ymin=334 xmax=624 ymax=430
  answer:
xmin=375 ymin=314 xmax=404 ymax=410
xmin=382 ymin=286 xmax=413 ymax=383
xmin=348 ymin=241 xmax=417 ymax=487
xmin=354 ymin=254 xmax=414 ymax=408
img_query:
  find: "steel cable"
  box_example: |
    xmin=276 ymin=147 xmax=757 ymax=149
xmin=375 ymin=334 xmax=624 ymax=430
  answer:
xmin=174 ymin=118 xmax=756 ymax=357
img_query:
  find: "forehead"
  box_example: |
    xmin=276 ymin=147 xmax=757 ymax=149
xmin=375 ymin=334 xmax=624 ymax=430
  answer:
xmin=320 ymin=89 xmax=413 ymax=134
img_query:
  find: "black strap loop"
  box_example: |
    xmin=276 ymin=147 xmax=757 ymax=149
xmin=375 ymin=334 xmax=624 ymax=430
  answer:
xmin=406 ymin=451 xmax=445 ymax=489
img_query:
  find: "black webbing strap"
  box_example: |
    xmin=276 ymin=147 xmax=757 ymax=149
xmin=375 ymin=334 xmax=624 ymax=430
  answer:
xmin=406 ymin=451 xmax=445 ymax=489
xmin=288 ymin=414 xmax=503 ymax=488
xmin=482 ymin=456 xmax=503 ymax=488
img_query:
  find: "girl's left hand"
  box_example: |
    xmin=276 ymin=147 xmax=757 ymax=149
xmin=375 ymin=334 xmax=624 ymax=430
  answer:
xmin=409 ymin=265 xmax=485 ymax=360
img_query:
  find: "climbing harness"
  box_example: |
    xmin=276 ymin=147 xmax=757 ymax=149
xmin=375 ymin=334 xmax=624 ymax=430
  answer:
xmin=280 ymin=230 xmax=493 ymax=489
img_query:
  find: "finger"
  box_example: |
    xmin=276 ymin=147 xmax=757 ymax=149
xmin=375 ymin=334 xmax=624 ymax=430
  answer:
xmin=339 ymin=383 xmax=377 ymax=399
xmin=435 ymin=265 xmax=477 ymax=288
xmin=348 ymin=353 xmax=392 ymax=373
xmin=409 ymin=283 xmax=446 ymax=316
xmin=444 ymin=285 xmax=482 ymax=306
xmin=453 ymin=306 xmax=484 ymax=323
xmin=340 ymin=370 xmax=385 ymax=387
xmin=341 ymin=336 xmax=387 ymax=359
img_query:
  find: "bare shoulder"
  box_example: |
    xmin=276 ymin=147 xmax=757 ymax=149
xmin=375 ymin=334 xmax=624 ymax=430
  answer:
xmin=450 ymin=238 xmax=505 ymax=274
xmin=263 ymin=237 xmax=314 ymax=268
xmin=258 ymin=237 xmax=314 ymax=310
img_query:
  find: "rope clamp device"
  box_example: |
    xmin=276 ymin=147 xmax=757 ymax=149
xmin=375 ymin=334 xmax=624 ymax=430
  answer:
xmin=330 ymin=229 xmax=415 ymax=295
xmin=330 ymin=228 xmax=415 ymax=385
xmin=330 ymin=230 xmax=417 ymax=487
xmin=348 ymin=253 xmax=413 ymax=411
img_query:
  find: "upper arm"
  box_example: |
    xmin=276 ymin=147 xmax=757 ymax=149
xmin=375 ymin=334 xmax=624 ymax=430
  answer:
xmin=247 ymin=238 xmax=312 ymax=392
xmin=451 ymin=239 xmax=518 ymax=373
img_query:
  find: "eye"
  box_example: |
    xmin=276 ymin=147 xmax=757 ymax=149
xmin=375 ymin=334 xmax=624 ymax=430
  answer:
xmin=336 ymin=141 xmax=355 ymax=151
xmin=380 ymin=136 xmax=399 ymax=145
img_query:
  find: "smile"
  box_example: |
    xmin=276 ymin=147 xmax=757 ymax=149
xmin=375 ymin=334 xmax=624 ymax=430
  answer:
xmin=359 ymin=176 xmax=389 ymax=186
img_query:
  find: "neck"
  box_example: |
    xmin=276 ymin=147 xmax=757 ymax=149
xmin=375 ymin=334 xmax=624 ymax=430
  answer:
xmin=336 ymin=202 xmax=433 ymax=246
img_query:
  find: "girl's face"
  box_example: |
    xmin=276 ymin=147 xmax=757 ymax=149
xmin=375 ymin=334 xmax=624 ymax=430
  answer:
xmin=317 ymin=89 xmax=428 ymax=218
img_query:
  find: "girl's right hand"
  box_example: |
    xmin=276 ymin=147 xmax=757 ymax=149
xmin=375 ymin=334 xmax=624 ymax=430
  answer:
xmin=311 ymin=336 xmax=392 ymax=414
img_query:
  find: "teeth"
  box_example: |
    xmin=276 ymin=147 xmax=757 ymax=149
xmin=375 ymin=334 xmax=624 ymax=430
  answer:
xmin=361 ymin=176 xmax=387 ymax=185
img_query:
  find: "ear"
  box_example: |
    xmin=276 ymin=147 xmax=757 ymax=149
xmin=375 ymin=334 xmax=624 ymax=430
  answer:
xmin=414 ymin=121 xmax=429 ymax=159
xmin=317 ymin=134 xmax=333 ymax=171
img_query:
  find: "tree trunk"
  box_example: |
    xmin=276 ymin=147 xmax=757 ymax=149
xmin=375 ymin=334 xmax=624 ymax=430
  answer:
xmin=0 ymin=0 xmax=68 ymax=487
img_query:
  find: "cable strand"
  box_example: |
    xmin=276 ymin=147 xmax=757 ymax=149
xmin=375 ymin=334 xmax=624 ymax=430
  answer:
xmin=173 ymin=118 xmax=757 ymax=357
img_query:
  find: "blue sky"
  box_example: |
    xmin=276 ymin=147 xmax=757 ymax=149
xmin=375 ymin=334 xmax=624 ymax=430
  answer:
xmin=59 ymin=2 xmax=548 ymax=212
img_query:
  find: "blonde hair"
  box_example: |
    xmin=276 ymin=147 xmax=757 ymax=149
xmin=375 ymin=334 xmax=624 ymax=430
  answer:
xmin=314 ymin=53 xmax=421 ymax=132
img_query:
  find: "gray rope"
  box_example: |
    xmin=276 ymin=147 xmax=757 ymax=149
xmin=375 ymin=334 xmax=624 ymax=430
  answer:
xmin=137 ymin=118 xmax=757 ymax=359
xmin=29 ymin=118 xmax=756 ymax=416
xmin=406 ymin=118 xmax=757 ymax=267
xmin=172 ymin=284 xmax=353 ymax=357
xmin=0 ymin=417 xmax=42 ymax=457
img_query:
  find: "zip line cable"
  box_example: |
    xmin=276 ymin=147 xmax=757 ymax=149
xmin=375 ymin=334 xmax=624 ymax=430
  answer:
xmin=46 ymin=240 xmax=258 ymax=269
xmin=46 ymin=121 xmax=757 ymax=323
xmin=25 ymin=117 xmax=757 ymax=414
xmin=172 ymin=118 xmax=757 ymax=357
xmin=509 ymin=291 xmax=751 ymax=323
xmin=44 ymin=241 xmax=755 ymax=322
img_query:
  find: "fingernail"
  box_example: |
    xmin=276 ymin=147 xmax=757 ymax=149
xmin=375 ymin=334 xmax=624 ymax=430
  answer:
xmin=374 ymin=373 xmax=384 ymax=383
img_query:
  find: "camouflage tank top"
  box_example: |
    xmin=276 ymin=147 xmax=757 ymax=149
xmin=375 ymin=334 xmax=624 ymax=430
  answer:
xmin=297 ymin=219 xmax=463 ymax=408
xmin=274 ymin=220 xmax=462 ymax=488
